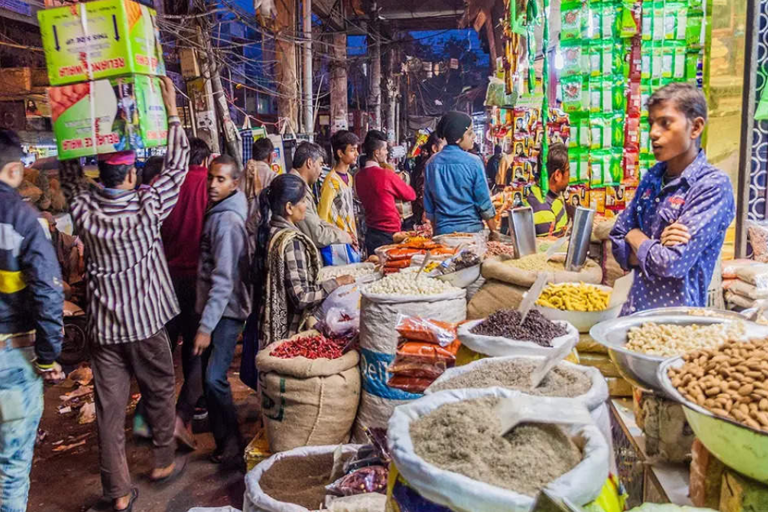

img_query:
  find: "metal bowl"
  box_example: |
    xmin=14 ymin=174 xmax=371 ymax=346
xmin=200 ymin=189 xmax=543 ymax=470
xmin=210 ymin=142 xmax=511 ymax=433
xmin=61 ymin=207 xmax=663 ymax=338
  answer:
xmin=658 ymin=357 xmax=768 ymax=484
xmin=534 ymin=284 xmax=622 ymax=333
xmin=589 ymin=315 xmax=737 ymax=394
xmin=632 ymin=307 xmax=746 ymax=320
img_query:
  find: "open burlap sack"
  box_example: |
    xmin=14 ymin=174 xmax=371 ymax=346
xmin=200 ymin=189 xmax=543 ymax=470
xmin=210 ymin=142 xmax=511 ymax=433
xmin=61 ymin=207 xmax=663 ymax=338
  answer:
xmin=480 ymin=255 xmax=603 ymax=289
xmin=257 ymin=330 xmax=361 ymax=453
xmin=467 ymin=279 xmax=528 ymax=320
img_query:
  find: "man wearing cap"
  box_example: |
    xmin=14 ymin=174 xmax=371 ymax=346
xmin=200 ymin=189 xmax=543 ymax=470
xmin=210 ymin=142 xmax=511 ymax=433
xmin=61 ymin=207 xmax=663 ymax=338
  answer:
xmin=59 ymin=76 xmax=189 ymax=512
xmin=424 ymin=111 xmax=498 ymax=238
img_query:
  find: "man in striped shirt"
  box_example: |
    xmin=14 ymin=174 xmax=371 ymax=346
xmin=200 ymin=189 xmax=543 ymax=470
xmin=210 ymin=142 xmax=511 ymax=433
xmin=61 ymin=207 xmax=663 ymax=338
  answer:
xmin=59 ymin=76 xmax=189 ymax=512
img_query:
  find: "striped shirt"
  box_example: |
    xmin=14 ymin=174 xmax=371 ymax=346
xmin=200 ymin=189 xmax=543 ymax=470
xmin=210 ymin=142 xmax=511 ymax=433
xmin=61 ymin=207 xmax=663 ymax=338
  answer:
xmin=59 ymin=120 xmax=190 ymax=344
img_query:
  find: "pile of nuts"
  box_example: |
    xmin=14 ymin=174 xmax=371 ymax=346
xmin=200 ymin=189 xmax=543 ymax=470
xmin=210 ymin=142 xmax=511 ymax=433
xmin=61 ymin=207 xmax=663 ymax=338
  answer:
xmin=668 ymin=337 xmax=768 ymax=432
xmin=318 ymin=264 xmax=377 ymax=281
xmin=364 ymin=272 xmax=458 ymax=296
xmin=626 ymin=322 xmax=746 ymax=358
xmin=486 ymin=242 xmax=516 ymax=258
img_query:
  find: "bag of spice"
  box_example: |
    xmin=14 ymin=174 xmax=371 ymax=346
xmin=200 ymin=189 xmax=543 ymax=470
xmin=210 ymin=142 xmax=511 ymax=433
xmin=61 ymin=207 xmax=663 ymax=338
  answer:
xmin=387 ymin=388 xmax=610 ymax=512
xmin=394 ymin=315 xmax=457 ymax=346
xmin=256 ymin=330 xmax=361 ymax=453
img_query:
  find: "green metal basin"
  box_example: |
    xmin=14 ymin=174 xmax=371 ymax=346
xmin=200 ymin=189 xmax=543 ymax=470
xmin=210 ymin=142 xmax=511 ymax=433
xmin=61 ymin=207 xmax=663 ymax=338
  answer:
xmin=658 ymin=357 xmax=768 ymax=484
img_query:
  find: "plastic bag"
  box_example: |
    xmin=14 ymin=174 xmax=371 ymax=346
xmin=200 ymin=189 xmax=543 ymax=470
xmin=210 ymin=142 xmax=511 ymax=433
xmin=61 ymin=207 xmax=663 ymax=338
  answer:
xmin=748 ymin=221 xmax=768 ymax=262
xmin=387 ymin=359 xmax=448 ymax=380
xmin=326 ymin=465 xmax=388 ymax=496
xmin=735 ymin=264 xmax=768 ymax=290
xmin=395 ymin=315 xmax=457 ymax=346
xmin=396 ymin=340 xmax=461 ymax=363
xmin=318 ymin=284 xmax=361 ymax=324
xmin=386 ymin=375 xmax=433 ymax=394
xmin=321 ymin=244 xmax=362 ymax=266
xmin=722 ymin=259 xmax=755 ymax=279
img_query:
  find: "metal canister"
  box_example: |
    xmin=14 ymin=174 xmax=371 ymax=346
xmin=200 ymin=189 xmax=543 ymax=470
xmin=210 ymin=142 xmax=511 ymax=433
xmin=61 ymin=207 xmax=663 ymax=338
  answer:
xmin=565 ymin=206 xmax=595 ymax=271
xmin=509 ymin=207 xmax=537 ymax=258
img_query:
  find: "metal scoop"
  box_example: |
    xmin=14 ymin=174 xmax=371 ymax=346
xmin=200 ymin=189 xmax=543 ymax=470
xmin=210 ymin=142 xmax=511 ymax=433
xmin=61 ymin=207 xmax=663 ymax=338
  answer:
xmin=496 ymin=395 xmax=593 ymax=436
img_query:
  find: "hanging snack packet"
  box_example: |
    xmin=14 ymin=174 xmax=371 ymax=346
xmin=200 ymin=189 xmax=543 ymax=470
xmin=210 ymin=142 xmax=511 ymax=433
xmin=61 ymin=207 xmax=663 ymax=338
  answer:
xmin=590 ymin=151 xmax=606 ymax=186
xmin=611 ymin=115 xmax=624 ymax=149
xmin=579 ymin=151 xmax=591 ymax=183
xmin=620 ymin=0 xmax=642 ymax=38
xmin=602 ymin=3 xmax=616 ymax=38
xmin=642 ymin=4 xmax=652 ymax=41
xmin=640 ymin=82 xmax=651 ymax=116
xmin=676 ymin=5 xmax=688 ymax=40
xmin=602 ymin=41 xmax=614 ymax=76
xmin=561 ymin=1 xmax=585 ymax=41
xmin=641 ymin=47 xmax=651 ymax=80
xmin=589 ymin=3 xmax=601 ymax=40
xmin=625 ymin=115 xmax=640 ymax=151
xmin=561 ymin=42 xmax=583 ymax=77
xmin=623 ymin=149 xmax=640 ymax=182
xmin=589 ymin=77 xmax=602 ymax=115
xmin=590 ymin=115 xmax=604 ymax=150
xmin=686 ymin=51 xmax=700 ymax=84
xmin=561 ymin=75 xmax=584 ymax=113
xmin=588 ymin=41 xmax=602 ymax=78
xmin=624 ymin=185 xmax=637 ymax=205
xmin=612 ymin=78 xmax=626 ymax=112
xmin=578 ymin=116 xmax=591 ymax=148
xmin=627 ymin=81 xmax=642 ymax=118
xmin=662 ymin=45 xmax=675 ymax=79
xmin=652 ymin=46 xmax=663 ymax=80
xmin=653 ymin=2 xmax=665 ymax=41
xmin=609 ymin=149 xmax=624 ymax=184
xmin=686 ymin=12 xmax=704 ymax=47
xmin=673 ymin=43 xmax=686 ymax=79
xmin=590 ymin=187 xmax=607 ymax=214
xmin=663 ymin=2 xmax=677 ymax=40
xmin=394 ymin=315 xmax=457 ymax=346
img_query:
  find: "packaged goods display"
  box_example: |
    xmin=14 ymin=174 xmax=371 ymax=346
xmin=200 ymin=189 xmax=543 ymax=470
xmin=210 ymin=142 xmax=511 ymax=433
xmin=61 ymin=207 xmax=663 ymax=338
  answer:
xmin=387 ymin=338 xmax=461 ymax=394
xmin=470 ymin=309 xmax=567 ymax=347
xmin=409 ymin=396 xmax=582 ymax=497
xmin=537 ymin=282 xmax=610 ymax=311
xmin=503 ymin=253 xmax=565 ymax=272
xmin=49 ymin=75 xmax=167 ymax=159
xmin=364 ymin=273 xmax=458 ymax=296
xmin=625 ymin=322 xmax=746 ymax=357
xmin=667 ymin=338 xmax=768 ymax=432
xmin=429 ymin=359 xmax=591 ymax=397
xmin=38 ymin=0 xmax=165 ymax=86
xmin=394 ymin=315 xmax=457 ymax=347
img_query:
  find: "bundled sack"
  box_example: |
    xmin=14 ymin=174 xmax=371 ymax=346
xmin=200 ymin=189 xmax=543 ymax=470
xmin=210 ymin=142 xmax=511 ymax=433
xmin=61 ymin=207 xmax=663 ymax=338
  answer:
xmin=387 ymin=388 xmax=610 ymax=512
xmin=733 ymin=264 xmax=768 ymax=291
xmin=480 ymin=255 xmax=602 ymax=289
xmin=244 ymin=444 xmax=361 ymax=512
xmin=354 ymin=287 xmax=466 ymax=442
xmin=748 ymin=220 xmax=768 ymax=263
xmin=722 ymin=259 xmax=755 ymax=279
xmin=257 ymin=331 xmax=361 ymax=453
xmin=467 ymin=280 xmax=527 ymax=320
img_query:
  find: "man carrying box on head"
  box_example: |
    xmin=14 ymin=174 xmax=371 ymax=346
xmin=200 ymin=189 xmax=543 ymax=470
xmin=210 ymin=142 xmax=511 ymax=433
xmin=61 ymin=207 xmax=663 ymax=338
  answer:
xmin=610 ymin=83 xmax=735 ymax=315
xmin=525 ymin=142 xmax=571 ymax=238
xmin=59 ymin=76 xmax=189 ymax=512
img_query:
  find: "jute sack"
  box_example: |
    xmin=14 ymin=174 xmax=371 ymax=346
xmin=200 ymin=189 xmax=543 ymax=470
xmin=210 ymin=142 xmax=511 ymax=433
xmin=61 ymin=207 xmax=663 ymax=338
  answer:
xmin=481 ymin=255 xmax=603 ymax=289
xmin=467 ymin=279 xmax=527 ymax=320
xmin=257 ymin=330 xmax=361 ymax=453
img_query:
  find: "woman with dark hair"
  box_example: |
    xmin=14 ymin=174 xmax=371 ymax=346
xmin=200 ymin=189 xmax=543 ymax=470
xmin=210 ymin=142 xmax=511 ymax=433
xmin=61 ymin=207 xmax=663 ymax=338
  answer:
xmin=411 ymin=131 xmax=445 ymax=226
xmin=257 ymin=174 xmax=354 ymax=348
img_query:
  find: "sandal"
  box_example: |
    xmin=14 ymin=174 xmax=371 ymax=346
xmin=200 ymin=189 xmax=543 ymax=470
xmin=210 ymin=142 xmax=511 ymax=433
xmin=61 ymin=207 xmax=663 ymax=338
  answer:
xmin=150 ymin=456 xmax=188 ymax=485
xmin=114 ymin=488 xmax=138 ymax=512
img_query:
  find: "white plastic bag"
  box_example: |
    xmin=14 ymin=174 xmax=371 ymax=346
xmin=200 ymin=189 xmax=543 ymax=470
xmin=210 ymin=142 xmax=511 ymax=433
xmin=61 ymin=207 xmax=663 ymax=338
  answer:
xmin=387 ymin=388 xmax=610 ymax=512
xmin=244 ymin=445 xmax=361 ymax=512
xmin=457 ymin=319 xmax=579 ymax=358
xmin=317 ymin=284 xmax=361 ymax=323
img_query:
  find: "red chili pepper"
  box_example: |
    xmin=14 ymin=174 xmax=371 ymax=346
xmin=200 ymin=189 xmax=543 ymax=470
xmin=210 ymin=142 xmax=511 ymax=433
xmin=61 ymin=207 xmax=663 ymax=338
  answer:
xmin=272 ymin=334 xmax=345 ymax=360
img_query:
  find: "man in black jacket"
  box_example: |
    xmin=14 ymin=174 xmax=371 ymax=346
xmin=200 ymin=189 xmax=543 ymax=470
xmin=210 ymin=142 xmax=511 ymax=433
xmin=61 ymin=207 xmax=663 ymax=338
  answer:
xmin=0 ymin=129 xmax=64 ymax=512
xmin=485 ymin=145 xmax=503 ymax=189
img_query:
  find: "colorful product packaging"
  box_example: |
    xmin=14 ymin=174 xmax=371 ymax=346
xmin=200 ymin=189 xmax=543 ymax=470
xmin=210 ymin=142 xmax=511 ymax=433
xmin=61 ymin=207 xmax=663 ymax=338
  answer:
xmin=49 ymin=74 xmax=168 ymax=159
xmin=38 ymin=0 xmax=166 ymax=86
xmin=561 ymin=1 xmax=586 ymax=41
xmin=590 ymin=187 xmax=607 ymax=214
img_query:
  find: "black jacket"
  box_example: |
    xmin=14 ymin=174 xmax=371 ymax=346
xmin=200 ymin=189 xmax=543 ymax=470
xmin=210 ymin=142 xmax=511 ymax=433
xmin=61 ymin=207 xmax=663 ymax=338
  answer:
xmin=0 ymin=182 xmax=63 ymax=364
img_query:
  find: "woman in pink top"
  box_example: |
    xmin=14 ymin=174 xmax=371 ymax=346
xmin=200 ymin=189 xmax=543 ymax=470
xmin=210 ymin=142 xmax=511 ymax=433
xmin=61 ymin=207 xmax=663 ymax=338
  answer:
xmin=355 ymin=130 xmax=416 ymax=256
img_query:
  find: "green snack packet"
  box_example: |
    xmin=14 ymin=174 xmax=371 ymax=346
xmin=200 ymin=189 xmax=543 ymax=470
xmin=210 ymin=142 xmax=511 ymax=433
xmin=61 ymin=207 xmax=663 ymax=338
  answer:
xmin=602 ymin=41 xmax=613 ymax=76
xmin=685 ymin=51 xmax=700 ymax=84
xmin=602 ymin=80 xmax=613 ymax=113
xmin=38 ymin=0 xmax=166 ymax=86
xmin=568 ymin=149 xmax=581 ymax=182
xmin=602 ymin=3 xmax=617 ymax=38
xmin=603 ymin=113 xmax=613 ymax=149
xmin=579 ymin=116 xmax=592 ymax=147
xmin=663 ymin=2 xmax=677 ymax=40
xmin=589 ymin=3 xmax=601 ymax=40
xmin=569 ymin=123 xmax=579 ymax=149
xmin=674 ymin=44 xmax=686 ymax=79
xmin=590 ymin=151 xmax=606 ymax=186
xmin=579 ymin=151 xmax=591 ymax=182
xmin=561 ymin=75 xmax=584 ymax=113
xmin=653 ymin=3 xmax=665 ymax=42
xmin=611 ymin=114 xmax=625 ymax=148
xmin=590 ymin=116 xmax=604 ymax=150
xmin=641 ymin=47 xmax=651 ymax=80
xmin=642 ymin=5 xmax=652 ymax=41
xmin=686 ymin=13 xmax=704 ymax=47
xmin=652 ymin=45 xmax=663 ymax=80
xmin=662 ymin=45 xmax=674 ymax=79
xmin=640 ymin=123 xmax=651 ymax=154
xmin=49 ymin=74 xmax=168 ymax=159
xmin=589 ymin=77 xmax=603 ymax=114
xmin=608 ymin=150 xmax=624 ymax=185
xmin=620 ymin=0 xmax=640 ymax=38
xmin=561 ymin=2 xmax=585 ymax=41
xmin=561 ymin=42 xmax=584 ymax=77
xmin=640 ymin=83 xmax=651 ymax=117
xmin=676 ymin=6 xmax=688 ymax=40
xmin=589 ymin=42 xmax=602 ymax=77
xmin=612 ymin=77 xmax=626 ymax=111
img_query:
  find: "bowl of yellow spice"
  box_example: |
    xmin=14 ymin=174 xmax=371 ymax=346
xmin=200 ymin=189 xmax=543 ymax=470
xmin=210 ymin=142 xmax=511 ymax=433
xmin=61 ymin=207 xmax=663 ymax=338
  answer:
xmin=534 ymin=282 xmax=622 ymax=333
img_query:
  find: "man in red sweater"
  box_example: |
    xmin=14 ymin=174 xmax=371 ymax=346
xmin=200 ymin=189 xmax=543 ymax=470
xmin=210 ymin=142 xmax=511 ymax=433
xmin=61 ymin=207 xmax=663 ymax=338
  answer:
xmin=355 ymin=130 xmax=416 ymax=256
xmin=157 ymin=137 xmax=211 ymax=447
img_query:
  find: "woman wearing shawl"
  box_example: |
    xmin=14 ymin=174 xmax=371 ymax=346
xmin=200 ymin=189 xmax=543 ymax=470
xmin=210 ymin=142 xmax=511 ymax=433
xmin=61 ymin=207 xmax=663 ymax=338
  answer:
xmin=256 ymin=174 xmax=354 ymax=348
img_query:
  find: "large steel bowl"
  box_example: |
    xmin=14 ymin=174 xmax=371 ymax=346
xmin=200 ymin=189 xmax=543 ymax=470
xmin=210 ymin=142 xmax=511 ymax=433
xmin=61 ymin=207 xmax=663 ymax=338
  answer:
xmin=632 ymin=307 xmax=746 ymax=321
xmin=658 ymin=357 xmax=768 ymax=484
xmin=589 ymin=315 xmax=751 ymax=394
xmin=534 ymin=284 xmax=622 ymax=333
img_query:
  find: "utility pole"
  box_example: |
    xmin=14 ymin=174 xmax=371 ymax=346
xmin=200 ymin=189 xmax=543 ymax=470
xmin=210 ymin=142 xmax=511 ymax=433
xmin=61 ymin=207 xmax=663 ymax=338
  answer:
xmin=276 ymin=0 xmax=299 ymax=135
xmin=330 ymin=33 xmax=348 ymax=133
xmin=302 ymin=0 xmax=313 ymax=139
xmin=367 ymin=2 xmax=381 ymax=131
xmin=385 ymin=48 xmax=396 ymax=143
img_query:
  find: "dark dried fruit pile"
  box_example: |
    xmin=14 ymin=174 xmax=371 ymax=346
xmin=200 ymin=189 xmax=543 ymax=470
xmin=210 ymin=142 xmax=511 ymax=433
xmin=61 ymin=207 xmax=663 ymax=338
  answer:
xmin=272 ymin=334 xmax=345 ymax=360
xmin=470 ymin=309 xmax=567 ymax=347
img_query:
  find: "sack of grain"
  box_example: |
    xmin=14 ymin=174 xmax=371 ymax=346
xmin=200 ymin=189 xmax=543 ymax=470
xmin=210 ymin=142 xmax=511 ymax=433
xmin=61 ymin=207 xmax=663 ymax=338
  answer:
xmin=387 ymin=388 xmax=610 ymax=512
xmin=424 ymin=355 xmax=614 ymax=474
xmin=354 ymin=287 xmax=466 ymax=442
xmin=467 ymin=280 xmax=527 ymax=320
xmin=481 ymin=255 xmax=602 ymax=289
xmin=257 ymin=331 xmax=361 ymax=453
xmin=457 ymin=319 xmax=578 ymax=358
xmin=244 ymin=444 xmax=361 ymax=512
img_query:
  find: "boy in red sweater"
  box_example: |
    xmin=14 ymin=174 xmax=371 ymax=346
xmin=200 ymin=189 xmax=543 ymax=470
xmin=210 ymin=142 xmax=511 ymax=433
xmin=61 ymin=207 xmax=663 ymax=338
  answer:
xmin=355 ymin=130 xmax=416 ymax=256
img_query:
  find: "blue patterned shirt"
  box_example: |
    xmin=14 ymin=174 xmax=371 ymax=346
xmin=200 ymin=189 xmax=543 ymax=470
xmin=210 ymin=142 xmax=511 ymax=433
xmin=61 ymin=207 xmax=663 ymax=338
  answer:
xmin=610 ymin=150 xmax=734 ymax=315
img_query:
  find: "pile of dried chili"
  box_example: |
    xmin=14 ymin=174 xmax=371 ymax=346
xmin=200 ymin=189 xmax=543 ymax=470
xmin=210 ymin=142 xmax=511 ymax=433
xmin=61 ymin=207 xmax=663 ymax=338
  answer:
xmin=271 ymin=334 xmax=346 ymax=360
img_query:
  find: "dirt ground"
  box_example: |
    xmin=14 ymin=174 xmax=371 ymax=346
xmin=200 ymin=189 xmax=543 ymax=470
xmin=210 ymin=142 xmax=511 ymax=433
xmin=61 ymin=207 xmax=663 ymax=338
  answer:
xmin=27 ymin=346 xmax=260 ymax=512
